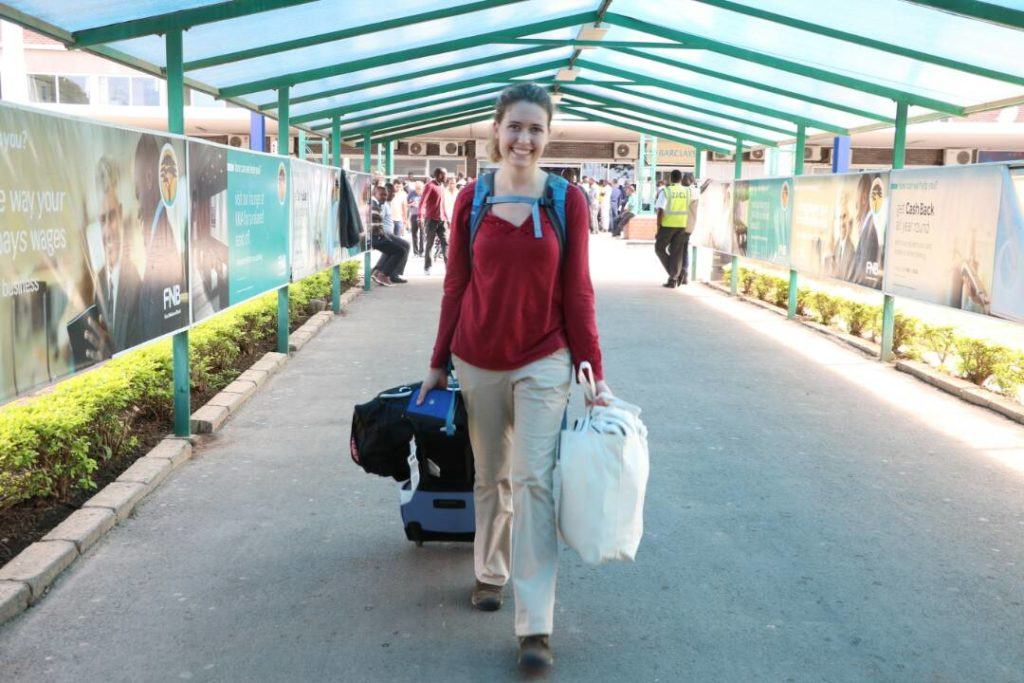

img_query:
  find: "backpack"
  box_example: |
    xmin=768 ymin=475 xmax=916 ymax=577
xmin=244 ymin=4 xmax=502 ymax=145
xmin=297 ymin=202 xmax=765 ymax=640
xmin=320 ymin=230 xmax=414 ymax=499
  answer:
xmin=468 ymin=171 xmax=570 ymax=267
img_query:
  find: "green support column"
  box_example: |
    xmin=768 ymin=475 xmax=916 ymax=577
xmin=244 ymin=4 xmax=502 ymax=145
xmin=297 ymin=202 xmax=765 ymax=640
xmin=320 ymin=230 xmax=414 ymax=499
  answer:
xmin=385 ymin=140 xmax=394 ymax=177
xmin=297 ymin=129 xmax=306 ymax=162
xmin=789 ymin=125 xmax=806 ymax=319
xmin=731 ymin=139 xmax=742 ymax=295
xmin=694 ymin=146 xmax=703 ymax=177
xmin=376 ymin=143 xmax=384 ymax=174
xmin=166 ymin=29 xmax=190 ymax=438
xmin=277 ymin=87 xmax=291 ymax=354
xmin=363 ymin=131 xmax=373 ymax=291
xmin=881 ymin=101 xmax=908 ymax=362
xmin=330 ymin=117 xmax=342 ymax=313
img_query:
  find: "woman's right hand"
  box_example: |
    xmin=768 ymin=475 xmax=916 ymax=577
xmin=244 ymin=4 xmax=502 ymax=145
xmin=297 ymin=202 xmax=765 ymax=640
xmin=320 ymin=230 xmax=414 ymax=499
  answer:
xmin=417 ymin=367 xmax=448 ymax=405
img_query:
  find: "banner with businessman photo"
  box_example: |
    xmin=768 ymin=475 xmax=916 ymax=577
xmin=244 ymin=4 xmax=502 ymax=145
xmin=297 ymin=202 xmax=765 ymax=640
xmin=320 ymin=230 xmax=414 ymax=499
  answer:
xmin=0 ymin=103 xmax=188 ymax=403
xmin=290 ymin=159 xmax=342 ymax=281
xmin=884 ymin=165 xmax=1002 ymax=315
xmin=790 ymin=171 xmax=888 ymax=289
xmin=189 ymin=141 xmax=290 ymax=323
xmin=731 ymin=178 xmax=792 ymax=265
xmin=690 ymin=179 xmax=734 ymax=254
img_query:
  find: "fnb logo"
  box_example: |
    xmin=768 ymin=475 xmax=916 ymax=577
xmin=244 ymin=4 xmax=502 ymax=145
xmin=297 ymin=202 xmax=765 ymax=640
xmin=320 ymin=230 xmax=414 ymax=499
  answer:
xmin=163 ymin=285 xmax=181 ymax=310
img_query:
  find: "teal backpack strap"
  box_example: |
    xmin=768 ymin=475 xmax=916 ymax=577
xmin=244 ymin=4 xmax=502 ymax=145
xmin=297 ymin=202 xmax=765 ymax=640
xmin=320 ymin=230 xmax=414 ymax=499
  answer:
xmin=468 ymin=172 xmax=495 ymax=268
xmin=469 ymin=172 xmax=571 ymax=266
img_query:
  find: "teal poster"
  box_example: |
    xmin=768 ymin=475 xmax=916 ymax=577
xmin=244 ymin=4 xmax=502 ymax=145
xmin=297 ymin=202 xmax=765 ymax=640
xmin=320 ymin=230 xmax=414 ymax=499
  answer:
xmin=189 ymin=141 xmax=289 ymax=322
xmin=732 ymin=178 xmax=792 ymax=265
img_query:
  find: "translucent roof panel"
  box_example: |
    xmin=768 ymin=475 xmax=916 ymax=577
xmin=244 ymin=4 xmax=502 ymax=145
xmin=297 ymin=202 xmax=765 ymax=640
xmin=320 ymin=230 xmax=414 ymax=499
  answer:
xmin=562 ymin=105 xmax=738 ymax=152
xmin=334 ymin=92 xmax=501 ymax=132
xmin=3 ymin=0 xmax=218 ymax=32
xmin=613 ymin=0 xmax=1024 ymax=110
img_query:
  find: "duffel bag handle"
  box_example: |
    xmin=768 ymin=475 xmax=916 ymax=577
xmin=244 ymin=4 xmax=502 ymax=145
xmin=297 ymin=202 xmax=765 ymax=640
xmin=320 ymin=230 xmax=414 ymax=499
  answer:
xmin=577 ymin=361 xmax=597 ymax=403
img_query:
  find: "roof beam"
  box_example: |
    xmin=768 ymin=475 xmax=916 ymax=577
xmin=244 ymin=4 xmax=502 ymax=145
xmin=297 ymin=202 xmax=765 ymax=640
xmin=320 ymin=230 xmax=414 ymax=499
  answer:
xmin=559 ymin=86 xmax=779 ymax=146
xmin=219 ymin=12 xmax=595 ymax=97
xmin=602 ymin=82 xmax=795 ymax=136
xmin=290 ymin=61 xmax=564 ymax=124
xmin=72 ymin=0 xmax=318 ymax=47
xmin=500 ymin=38 xmax=692 ymax=49
xmin=603 ymin=12 xmax=966 ymax=115
xmin=260 ymin=45 xmax=546 ymax=111
xmin=185 ymin=0 xmax=530 ymax=71
xmin=560 ymin=97 xmax=743 ymax=148
xmin=612 ymin=46 xmax=893 ymax=123
xmin=690 ymin=0 xmax=1024 ymax=87
xmin=357 ymin=112 xmax=497 ymax=145
xmin=559 ymin=105 xmax=733 ymax=154
xmin=578 ymin=59 xmax=849 ymax=134
xmin=339 ymin=103 xmax=495 ymax=137
xmin=905 ymin=1 xmax=1024 ymax=30
xmin=308 ymin=87 xmax=507 ymax=130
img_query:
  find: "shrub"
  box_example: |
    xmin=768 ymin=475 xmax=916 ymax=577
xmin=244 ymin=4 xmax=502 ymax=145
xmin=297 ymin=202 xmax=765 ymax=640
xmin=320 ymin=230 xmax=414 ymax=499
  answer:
xmin=992 ymin=353 xmax=1024 ymax=400
xmin=811 ymin=291 xmax=841 ymax=326
xmin=753 ymin=273 xmax=773 ymax=301
xmin=866 ymin=305 xmax=884 ymax=341
xmin=918 ymin=324 xmax=957 ymax=367
xmin=955 ymin=337 xmax=1011 ymax=386
xmin=842 ymin=301 xmax=873 ymax=337
xmin=739 ymin=268 xmax=756 ymax=295
xmin=0 ymin=262 xmax=361 ymax=509
xmin=892 ymin=314 xmax=920 ymax=356
xmin=771 ymin=277 xmax=789 ymax=308
xmin=795 ymin=288 xmax=810 ymax=316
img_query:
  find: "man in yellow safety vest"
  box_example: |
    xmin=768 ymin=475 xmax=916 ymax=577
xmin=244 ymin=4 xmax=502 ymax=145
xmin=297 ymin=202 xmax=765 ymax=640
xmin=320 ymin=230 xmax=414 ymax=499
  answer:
xmin=655 ymin=169 xmax=696 ymax=287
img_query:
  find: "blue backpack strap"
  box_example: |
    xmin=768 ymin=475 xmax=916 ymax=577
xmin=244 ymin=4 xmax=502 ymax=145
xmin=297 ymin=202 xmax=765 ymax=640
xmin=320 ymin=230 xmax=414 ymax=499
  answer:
xmin=468 ymin=173 xmax=495 ymax=261
xmin=541 ymin=173 xmax=569 ymax=261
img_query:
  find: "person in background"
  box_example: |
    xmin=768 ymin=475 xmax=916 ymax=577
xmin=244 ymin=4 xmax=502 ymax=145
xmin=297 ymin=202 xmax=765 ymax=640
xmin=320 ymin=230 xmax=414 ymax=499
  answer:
xmin=444 ymin=176 xmax=458 ymax=232
xmin=613 ymin=183 xmax=637 ymax=238
xmin=369 ymin=184 xmax=410 ymax=286
xmin=585 ymin=176 xmax=600 ymax=234
xmin=390 ymin=178 xmax=408 ymax=238
xmin=419 ymin=167 xmax=448 ymax=275
xmin=597 ymin=179 xmax=611 ymax=232
xmin=609 ymin=178 xmax=623 ymax=234
xmin=654 ymin=170 xmax=695 ymax=287
xmin=407 ymin=180 xmax=423 ymax=256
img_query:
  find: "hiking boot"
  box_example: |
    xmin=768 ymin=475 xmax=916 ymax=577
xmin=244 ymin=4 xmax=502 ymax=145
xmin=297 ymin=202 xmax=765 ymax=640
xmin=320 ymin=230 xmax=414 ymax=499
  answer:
xmin=518 ymin=634 xmax=553 ymax=674
xmin=390 ymin=275 xmax=408 ymax=284
xmin=470 ymin=580 xmax=503 ymax=611
xmin=662 ymin=278 xmax=676 ymax=288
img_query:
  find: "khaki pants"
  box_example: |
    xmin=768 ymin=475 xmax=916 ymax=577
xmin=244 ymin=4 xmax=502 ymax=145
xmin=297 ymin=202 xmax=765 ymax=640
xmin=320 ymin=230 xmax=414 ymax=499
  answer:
xmin=453 ymin=349 xmax=572 ymax=636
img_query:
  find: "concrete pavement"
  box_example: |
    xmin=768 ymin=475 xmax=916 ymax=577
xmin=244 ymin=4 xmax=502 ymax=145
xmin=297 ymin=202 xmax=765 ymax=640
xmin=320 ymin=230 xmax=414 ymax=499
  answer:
xmin=1 ymin=237 xmax=1022 ymax=682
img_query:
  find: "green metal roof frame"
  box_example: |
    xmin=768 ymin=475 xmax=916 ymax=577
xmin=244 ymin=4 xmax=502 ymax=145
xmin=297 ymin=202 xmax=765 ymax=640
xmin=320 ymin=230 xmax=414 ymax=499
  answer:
xmin=0 ymin=0 xmax=1021 ymax=151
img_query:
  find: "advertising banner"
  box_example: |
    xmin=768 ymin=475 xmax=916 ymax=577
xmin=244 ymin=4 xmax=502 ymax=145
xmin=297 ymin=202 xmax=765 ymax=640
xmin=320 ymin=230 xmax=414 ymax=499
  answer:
xmin=731 ymin=178 xmax=792 ymax=265
xmin=884 ymin=165 xmax=1001 ymax=314
xmin=691 ymin=180 xmax=733 ymax=253
xmin=791 ymin=171 xmax=888 ymax=289
xmin=990 ymin=167 xmax=1024 ymax=322
xmin=346 ymin=170 xmax=372 ymax=254
xmin=189 ymin=141 xmax=289 ymax=322
xmin=290 ymin=160 xmax=342 ymax=281
xmin=0 ymin=104 xmax=188 ymax=402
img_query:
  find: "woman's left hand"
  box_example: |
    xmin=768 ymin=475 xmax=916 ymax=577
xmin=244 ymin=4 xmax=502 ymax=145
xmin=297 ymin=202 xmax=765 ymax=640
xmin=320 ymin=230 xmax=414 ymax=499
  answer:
xmin=586 ymin=379 xmax=614 ymax=407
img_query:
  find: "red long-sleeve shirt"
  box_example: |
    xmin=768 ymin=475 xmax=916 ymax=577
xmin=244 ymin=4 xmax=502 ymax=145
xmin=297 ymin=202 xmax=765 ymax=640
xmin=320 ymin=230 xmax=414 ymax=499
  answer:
xmin=430 ymin=181 xmax=604 ymax=381
xmin=419 ymin=179 xmax=446 ymax=221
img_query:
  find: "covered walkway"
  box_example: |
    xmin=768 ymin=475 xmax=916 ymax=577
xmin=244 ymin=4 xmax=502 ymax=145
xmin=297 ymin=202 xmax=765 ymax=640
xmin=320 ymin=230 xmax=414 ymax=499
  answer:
xmin=2 ymin=238 xmax=1022 ymax=681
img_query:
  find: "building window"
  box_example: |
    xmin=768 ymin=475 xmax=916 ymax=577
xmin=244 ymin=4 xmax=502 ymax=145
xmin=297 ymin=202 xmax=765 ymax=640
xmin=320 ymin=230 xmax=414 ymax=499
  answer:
xmin=28 ymin=74 xmax=56 ymax=103
xmin=131 ymin=77 xmax=160 ymax=106
xmin=102 ymin=76 xmax=130 ymax=105
xmin=57 ymin=76 xmax=90 ymax=104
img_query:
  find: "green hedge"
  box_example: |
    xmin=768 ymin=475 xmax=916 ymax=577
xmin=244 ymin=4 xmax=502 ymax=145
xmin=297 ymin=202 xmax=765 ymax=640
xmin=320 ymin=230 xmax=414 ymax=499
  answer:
xmin=0 ymin=261 xmax=361 ymax=510
xmin=716 ymin=264 xmax=1023 ymax=404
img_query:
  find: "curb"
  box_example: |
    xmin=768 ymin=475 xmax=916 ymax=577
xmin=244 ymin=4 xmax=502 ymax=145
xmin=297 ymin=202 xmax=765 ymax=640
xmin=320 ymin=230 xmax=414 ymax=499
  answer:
xmin=0 ymin=287 xmax=365 ymax=626
xmin=701 ymin=282 xmax=1024 ymax=427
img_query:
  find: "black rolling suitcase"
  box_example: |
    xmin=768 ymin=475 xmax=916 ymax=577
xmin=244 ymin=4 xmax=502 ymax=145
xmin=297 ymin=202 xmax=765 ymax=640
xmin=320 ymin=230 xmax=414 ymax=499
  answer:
xmin=350 ymin=379 xmax=475 ymax=546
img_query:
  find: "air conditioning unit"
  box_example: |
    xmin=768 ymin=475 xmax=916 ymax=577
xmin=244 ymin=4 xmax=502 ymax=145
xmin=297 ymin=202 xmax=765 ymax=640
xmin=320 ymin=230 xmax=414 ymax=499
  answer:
xmin=750 ymin=148 xmax=766 ymax=161
xmin=613 ymin=141 xmax=638 ymax=159
xmin=711 ymin=151 xmax=733 ymax=162
xmin=944 ymin=148 xmax=976 ymax=165
xmin=804 ymin=145 xmax=824 ymax=162
xmin=439 ymin=140 xmax=461 ymax=156
xmin=407 ymin=141 xmax=427 ymax=156
xmin=475 ymin=139 xmax=490 ymax=158
xmin=227 ymin=134 xmax=249 ymax=148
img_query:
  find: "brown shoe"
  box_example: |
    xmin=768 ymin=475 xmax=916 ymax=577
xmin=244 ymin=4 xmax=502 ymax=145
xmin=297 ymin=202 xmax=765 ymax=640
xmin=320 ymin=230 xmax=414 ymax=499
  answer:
xmin=518 ymin=634 xmax=553 ymax=673
xmin=470 ymin=580 xmax=503 ymax=611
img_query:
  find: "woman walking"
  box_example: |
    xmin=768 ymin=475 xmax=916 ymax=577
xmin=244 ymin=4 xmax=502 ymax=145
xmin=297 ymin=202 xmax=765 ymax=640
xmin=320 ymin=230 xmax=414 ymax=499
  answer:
xmin=418 ymin=83 xmax=611 ymax=674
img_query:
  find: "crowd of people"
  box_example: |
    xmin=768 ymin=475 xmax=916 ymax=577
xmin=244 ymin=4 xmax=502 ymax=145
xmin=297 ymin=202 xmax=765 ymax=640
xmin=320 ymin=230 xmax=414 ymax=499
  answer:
xmin=558 ymin=172 xmax=639 ymax=237
xmin=366 ymin=168 xmax=476 ymax=286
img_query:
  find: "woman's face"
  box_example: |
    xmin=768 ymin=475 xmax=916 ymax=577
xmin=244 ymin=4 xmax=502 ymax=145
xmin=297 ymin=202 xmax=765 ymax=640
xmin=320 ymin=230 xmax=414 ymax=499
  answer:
xmin=493 ymin=100 xmax=550 ymax=170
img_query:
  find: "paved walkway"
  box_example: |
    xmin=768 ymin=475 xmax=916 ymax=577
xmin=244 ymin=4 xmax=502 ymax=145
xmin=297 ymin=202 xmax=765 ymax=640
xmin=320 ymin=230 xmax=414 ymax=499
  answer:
xmin=2 ymin=236 xmax=1023 ymax=682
